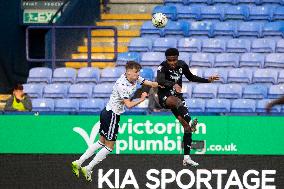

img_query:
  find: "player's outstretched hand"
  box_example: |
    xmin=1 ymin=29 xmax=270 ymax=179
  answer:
xmin=265 ymin=102 xmax=273 ymax=113
xmin=151 ymin=82 xmax=159 ymax=88
xmin=173 ymin=84 xmax=182 ymax=93
xmin=141 ymin=92 xmax=148 ymax=100
xmin=208 ymin=75 xmax=220 ymax=82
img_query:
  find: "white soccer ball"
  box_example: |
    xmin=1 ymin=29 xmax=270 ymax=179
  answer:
xmin=152 ymin=13 xmax=168 ymax=28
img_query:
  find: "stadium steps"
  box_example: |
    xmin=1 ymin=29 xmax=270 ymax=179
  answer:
xmin=77 ymin=46 xmax=128 ymax=53
xmin=67 ymin=0 xmax=159 ymax=69
xmin=101 ymin=13 xmax=151 ymax=20
xmin=91 ymin=29 xmax=140 ymax=37
xmin=65 ymin=62 xmax=115 ymax=69
xmin=71 ymin=53 xmax=115 ymax=59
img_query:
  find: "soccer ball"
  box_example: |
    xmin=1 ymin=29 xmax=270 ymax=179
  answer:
xmin=152 ymin=13 xmax=168 ymax=28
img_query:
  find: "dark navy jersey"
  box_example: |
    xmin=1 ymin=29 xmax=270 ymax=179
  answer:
xmin=157 ymin=60 xmax=209 ymax=96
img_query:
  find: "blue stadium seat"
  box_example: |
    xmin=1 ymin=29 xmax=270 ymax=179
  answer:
xmin=185 ymin=98 xmax=206 ymax=112
xmin=177 ymin=38 xmax=202 ymax=52
xmin=252 ymin=69 xmax=278 ymax=84
xmin=27 ymin=67 xmax=52 ymax=84
xmin=188 ymin=21 xmax=214 ymax=37
xmin=200 ymin=5 xmax=226 ymax=21
xmin=164 ymin=21 xmax=189 ymax=37
xmin=212 ymin=0 xmax=237 ymax=4
xmin=202 ymin=38 xmax=226 ymax=53
xmin=262 ymin=0 xmax=284 ymax=5
xmin=79 ymin=98 xmax=105 ymax=112
xmin=231 ymin=99 xmax=256 ymax=112
xmin=243 ymin=84 xmax=268 ymax=99
xmin=237 ymin=0 xmax=261 ymax=4
xmin=179 ymin=52 xmax=190 ymax=64
xmin=203 ymin=68 xmax=228 ymax=83
xmin=140 ymin=52 xmax=164 ymax=66
xmin=187 ymin=0 xmax=212 ymax=4
xmin=262 ymin=21 xmax=284 ymax=37
xmin=176 ymin=4 xmax=201 ymax=20
xmin=273 ymin=6 xmax=284 ymax=20
xmin=276 ymin=39 xmax=284 ymax=52
xmin=140 ymin=68 xmax=154 ymax=81
xmin=54 ymin=99 xmax=79 ymax=112
xmin=43 ymin=84 xmax=69 ymax=98
xmin=189 ymin=67 xmax=204 ymax=77
xmin=239 ymin=53 xmax=264 ymax=68
xmin=92 ymin=83 xmax=113 ymax=98
xmin=226 ymin=39 xmax=251 ymax=53
xmin=190 ymin=53 xmax=214 ymax=67
xmin=224 ymin=5 xmax=249 ymax=20
xmin=256 ymin=99 xmax=281 ymax=113
xmin=67 ymin=84 xmax=93 ymax=98
xmin=268 ymin=84 xmax=284 ymax=99
xmin=152 ymin=38 xmax=177 ymax=52
xmin=32 ymin=98 xmax=54 ymax=112
xmin=141 ymin=21 xmax=164 ymax=38
xmin=23 ymin=83 xmax=44 ymax=98
xmin=192 ymin=83 xmax=218 ymax=98
xmin=164 ymin=0 xmax=185 ymax=5
xmin=264 ymin=53 xmax=284 ymax=68
xmin=100 ymin=67 xmax=124 ymax=83
xmin=206 ymin=98 xmax=231 ymax=112
xmin=248 ymin=5 xmax=274 ymax=21
xmin=227 ymin=68 xmax=252 ymax=83
xmin=251 ymin=38 xmax=276 ymax=53
xmin=183 ymin=68 xmax=203 ymax=81
xmin=237 ymin=22 xmax=263 ymax=37
xmin=52 ymin=68 xmax=77 ymax=84
xmin=116 ymin=52 xmax=140 ymax=66
xmin=181 ymin=83 xmax=193 ymax=98
xmin=213 ymin=22 xmax=237 ymax=37
xmin=128 ymin=38 xmax=152 ymax=52
xmin=278 ymin=70 xmax=284 ymax=83
xmin=214 ymin=53 xmax=239 ymax=68
xmin=218 ymin=84 xmax=243 ymax=99
xmin=76 ymin=67 xmax=100 ymax=84
xmin=153 ymin=5 xmax=177 ymax=20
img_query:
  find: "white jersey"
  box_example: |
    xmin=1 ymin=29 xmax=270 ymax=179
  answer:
xmin=106 ymin=74 xmax=145 ymax=115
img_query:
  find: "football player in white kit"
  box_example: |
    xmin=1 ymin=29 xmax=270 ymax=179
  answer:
xmin=72 ymin=61 xmax=160 ymax=181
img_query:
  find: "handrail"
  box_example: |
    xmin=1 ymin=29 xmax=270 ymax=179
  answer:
xmin=49 ymin=0 xmax=70 ymax=25
xmin=26 ymin=25 xmax=118 ymax=68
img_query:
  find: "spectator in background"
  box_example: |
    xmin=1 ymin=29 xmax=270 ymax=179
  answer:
xmin=4 ymin=84 xmax=32 ymax=112
xmin=102 ymin=0 xmax=110 ymax=13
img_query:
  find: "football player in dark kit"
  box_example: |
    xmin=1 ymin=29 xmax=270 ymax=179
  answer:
xmin=157 ymin=48 xmax=219 ymax=166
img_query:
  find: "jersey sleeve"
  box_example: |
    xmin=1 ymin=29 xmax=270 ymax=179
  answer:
xmin=137 ymin=76 xmax=145 ymax=84
xmin=182 ymin=63 xmax=209 ymax=83
xmin=156 ymin=65 xmax=176 ymax=88
xmin=117 ymin=84 xmax=131 ymax=99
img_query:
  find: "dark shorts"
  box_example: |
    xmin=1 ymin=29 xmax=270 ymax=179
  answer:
xmin=158 ymin=92 xmax=187 ymax=118
xmin=158 ymin=92 xmax=185 ymax=108
xmin=99 ymin=108 xmax=121 ymax=141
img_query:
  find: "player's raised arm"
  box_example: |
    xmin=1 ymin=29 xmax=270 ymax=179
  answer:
xmin=266 ymin=96 xmax=284 ymax=112
xmin=123 ymin=92 xmax=148 ymax=109
xmin=183 ymin=63 xmax=220 ymax=83
xmin=143 ymin=80 xmax=160 ymax=88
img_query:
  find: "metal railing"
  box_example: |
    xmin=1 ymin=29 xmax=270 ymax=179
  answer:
xmin=26 ymin=25 xmax=118 ymax=69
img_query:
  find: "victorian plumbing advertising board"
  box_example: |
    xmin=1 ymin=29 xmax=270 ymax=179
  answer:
xmin=0 ymin=115 xmax=283 ymax=154
xmin=0 ymin=115 xmax=283 ymax=188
